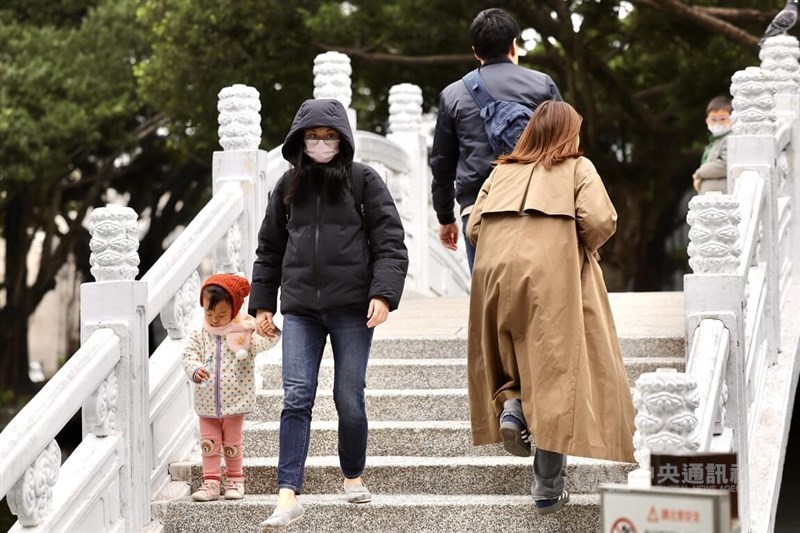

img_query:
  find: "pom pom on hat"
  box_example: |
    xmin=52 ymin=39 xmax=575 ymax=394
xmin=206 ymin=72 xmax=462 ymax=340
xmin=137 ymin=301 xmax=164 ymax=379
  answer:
xmin=201 ymin=273 xmax=251 ymax=317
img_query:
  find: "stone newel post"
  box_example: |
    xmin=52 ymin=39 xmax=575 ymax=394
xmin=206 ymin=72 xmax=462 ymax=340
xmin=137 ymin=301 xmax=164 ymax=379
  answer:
xmin=81 ymin=204 xmax=150 ymax=531
xmin=387 ymin=83 xmax=429 ymax=293
xmin=313 ymin=51 xmax=356 ymax=134
xmin=213 ymin=84 xmax=266 ymax=279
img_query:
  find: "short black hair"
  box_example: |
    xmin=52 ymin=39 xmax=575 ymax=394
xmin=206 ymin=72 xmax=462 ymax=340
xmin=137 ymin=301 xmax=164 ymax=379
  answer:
xmin=470 ymin=8 xmax=520 ymax=60
xmin=707 ymin=96 xmax=732 ymax=115
xmin=202 ymin=285 xmax=232 ymax=312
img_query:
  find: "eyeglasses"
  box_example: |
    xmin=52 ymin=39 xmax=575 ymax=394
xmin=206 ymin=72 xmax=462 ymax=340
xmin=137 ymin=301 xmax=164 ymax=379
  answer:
xmin=304 ymin=137 xmax=340 ymax=147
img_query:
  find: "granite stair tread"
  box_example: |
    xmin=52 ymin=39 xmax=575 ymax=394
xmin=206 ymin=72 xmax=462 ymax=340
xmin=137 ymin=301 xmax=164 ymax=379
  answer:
xmin=163 ymin=493 xmax=601 ymax=533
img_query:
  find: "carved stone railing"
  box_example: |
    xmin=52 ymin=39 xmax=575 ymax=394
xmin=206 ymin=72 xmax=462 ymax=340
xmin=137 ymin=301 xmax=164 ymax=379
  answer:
xmin=631 ymin=36 xmax=800 ymax=533
xmin=0 ymin=84 xmax=268 ymax=531
xmin=263 ymin=51 xmax=469 ymax=297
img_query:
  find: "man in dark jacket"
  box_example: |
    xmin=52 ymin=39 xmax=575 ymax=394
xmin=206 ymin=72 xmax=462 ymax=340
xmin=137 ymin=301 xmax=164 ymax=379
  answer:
xmin=430 ymin=8 xmax=561 ymax=271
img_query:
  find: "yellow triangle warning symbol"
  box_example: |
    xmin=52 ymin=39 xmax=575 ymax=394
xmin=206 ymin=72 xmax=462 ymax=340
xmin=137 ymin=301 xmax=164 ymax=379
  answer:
xmin=648 ymin=505 xmax=659 ymax=522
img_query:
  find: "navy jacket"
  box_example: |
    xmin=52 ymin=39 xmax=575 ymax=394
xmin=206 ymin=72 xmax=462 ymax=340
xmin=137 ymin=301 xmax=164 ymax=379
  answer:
xmin=430 ymin=58 xmax=561 ymax=224
xmin=250 ymin=99 xmax=408 ymax=315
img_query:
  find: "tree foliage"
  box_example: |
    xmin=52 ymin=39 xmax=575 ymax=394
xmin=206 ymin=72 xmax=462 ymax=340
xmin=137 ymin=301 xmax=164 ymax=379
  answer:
xmin=0 ymin=0 xmax=793 ymax=394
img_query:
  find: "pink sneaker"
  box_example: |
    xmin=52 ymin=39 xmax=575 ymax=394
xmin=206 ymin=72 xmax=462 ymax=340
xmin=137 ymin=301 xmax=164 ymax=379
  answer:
xmin=224 ymin=479 xmax=245 ymax=500
xmin=191 ymin=480 xmax=221 ymax=502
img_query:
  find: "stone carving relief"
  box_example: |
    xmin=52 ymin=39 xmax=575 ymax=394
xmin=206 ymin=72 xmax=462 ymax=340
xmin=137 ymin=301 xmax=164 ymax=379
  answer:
xmin=632 ymin=372 xmax=700 ymax=478
xmin=215 ymin=222 xmax=243 ymax=273
xmin=89 ymin=205 xmax=139 ymax=282
xmin=760 ymin=35 xmax=800 ymax=95
xmin=714 ymin=381 xmax=729 ymax=435
xmin=730 ymin=67 xmax=777 ymax=136
xmin=777 ymin=152 xmax=789 ymax=193
xmin=686 ymin=194 xmax=742 ymax=274
xmin=160 ymin=271 xmax=201 ymax=340
xmin=84 ymin=371 xmax=119 ymax=437
xmin=7 ymin=440 xmax=61 ymax=526
xmin=313 ymin=52 xmax=352 ymax=108
xmin=388 ymin=84 xmax=423 ymax=134
xmin=218 ymin=84 xmax=262 ymax=151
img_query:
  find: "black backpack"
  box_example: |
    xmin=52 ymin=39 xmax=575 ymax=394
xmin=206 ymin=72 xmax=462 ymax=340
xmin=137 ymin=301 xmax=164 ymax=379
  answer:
xmin=462 ymin=69 xmax=534 ymax=156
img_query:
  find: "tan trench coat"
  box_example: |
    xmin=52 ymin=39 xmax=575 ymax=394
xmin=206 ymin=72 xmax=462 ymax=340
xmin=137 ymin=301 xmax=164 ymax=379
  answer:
xmin=466 ymin=156 xmax=635 ymax=463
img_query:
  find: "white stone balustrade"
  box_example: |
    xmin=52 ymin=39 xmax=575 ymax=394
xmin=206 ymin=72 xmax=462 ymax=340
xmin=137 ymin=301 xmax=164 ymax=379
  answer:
xmin=6 ymin=440 xmax=60 ymax=527
xmin=760 ymin=36 xmax=800 ymax=97
xmin=88 ymin=205 xmax=139 ymax=282
xmin=388 ymin=84 xmax=424 ymax=134
xmin=313 ymin=51 xmax=353 ymax=108
xmin=218 ymin=84 xmax=262 ymax=151
xmin=731 ymin=67 xmax=777 ymax=137
xmin=686 ymin=193 xmax=742 ymax=274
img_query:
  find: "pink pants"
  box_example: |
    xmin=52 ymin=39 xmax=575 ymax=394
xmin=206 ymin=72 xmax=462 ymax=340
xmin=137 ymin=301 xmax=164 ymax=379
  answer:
xmin=199 ymin=415 xmax=245 ymax=482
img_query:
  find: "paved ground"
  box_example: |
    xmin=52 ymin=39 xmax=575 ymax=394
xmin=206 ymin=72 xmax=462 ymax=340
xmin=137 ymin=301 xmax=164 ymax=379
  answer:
xmin=375 ymin=291 xmax=685 ymax=339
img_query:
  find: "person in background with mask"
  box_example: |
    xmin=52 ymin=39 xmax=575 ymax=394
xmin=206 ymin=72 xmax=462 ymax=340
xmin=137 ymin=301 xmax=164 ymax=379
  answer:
xmin=692 ymin=96 xmax=733 ymax=194
xmin=251 ymin=98 xmax=408 ymax=531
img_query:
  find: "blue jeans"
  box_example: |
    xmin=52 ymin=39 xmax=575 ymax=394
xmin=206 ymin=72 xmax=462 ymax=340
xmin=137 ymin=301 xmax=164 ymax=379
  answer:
xmin=462 ymin=214 xmax=475 ymax=274
xmin=277 ymin=309 xmax=374 ymax=494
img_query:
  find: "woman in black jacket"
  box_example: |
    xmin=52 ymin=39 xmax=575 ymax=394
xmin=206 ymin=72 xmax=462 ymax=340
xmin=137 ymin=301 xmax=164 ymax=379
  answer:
xmin=252 ymin=98 xmax=408 ymax=530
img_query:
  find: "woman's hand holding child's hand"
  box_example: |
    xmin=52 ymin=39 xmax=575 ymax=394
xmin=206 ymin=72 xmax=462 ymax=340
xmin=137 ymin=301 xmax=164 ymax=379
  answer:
xmin=256 ymin=309 xmax=281 ymax=338
xmin=366 ymin=298 xmax=389 ymax=328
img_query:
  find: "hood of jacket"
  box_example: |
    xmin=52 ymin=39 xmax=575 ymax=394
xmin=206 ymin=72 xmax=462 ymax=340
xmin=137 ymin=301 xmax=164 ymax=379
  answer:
xmin=282 ymin=99 xmax=355 ymax=164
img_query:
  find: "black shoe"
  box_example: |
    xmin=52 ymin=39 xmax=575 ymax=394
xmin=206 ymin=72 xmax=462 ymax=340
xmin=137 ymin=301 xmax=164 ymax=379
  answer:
xmin=534 ymin=490 xmax=570 ymax=515
xmin=499 ymin=413 xmax=532 ymax=457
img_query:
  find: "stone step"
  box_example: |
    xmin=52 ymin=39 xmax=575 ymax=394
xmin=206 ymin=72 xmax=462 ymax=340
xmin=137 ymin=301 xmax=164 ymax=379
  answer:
xmin=252 ymin=388 xmax=469 ymax=422
xmin=258 ymin=355 xmax=684 ymax=390
xmin=170 ymin=455 xmax=635 ymax=496
xmin=364 ymin=335 xmax=684 ymax=359
xmin=152 ymin=481 xmax=191 ymax=525
xmin=242 ymin=420 xmax=505 ymax=458
xmin=163 ymin=493 xmax=600 ymax=533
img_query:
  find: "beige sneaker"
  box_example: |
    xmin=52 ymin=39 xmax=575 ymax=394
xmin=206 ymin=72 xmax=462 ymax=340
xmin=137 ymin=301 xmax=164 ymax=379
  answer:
xmin=224 ymin=479 xmax=245 ymax=500
xmin=191 ymin=480 xmax=221 ymax=502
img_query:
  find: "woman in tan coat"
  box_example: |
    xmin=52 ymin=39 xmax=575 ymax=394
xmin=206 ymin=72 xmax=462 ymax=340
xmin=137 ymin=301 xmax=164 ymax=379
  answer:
xmin=466 ymin=101 xmax=635 ymax=515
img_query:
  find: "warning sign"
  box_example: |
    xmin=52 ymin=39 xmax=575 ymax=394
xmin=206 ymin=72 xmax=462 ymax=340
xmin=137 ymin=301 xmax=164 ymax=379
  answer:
xmin=601 ymin=484 xmax=732 ymax=533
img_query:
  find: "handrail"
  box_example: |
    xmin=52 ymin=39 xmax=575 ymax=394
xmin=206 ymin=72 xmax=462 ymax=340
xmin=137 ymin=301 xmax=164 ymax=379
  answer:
xmin=356 ymin=131 xmax=413 ymax=174
xmin=735 ymin=171 xmax=765 ymax=278
xmin=687 ymin=319 xmax=730 ymax=449
xmin=0 ymin=328 xmax=120 ymax=498
xmin=142 ymin=183 xmax=244 ymax=323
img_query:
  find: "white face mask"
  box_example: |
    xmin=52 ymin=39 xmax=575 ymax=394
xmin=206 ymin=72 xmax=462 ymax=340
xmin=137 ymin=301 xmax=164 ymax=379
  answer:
xmin=304 ymin=139 xmax=339 ymax=164
xmin=708 ymin=124 xmax=731 ymax=136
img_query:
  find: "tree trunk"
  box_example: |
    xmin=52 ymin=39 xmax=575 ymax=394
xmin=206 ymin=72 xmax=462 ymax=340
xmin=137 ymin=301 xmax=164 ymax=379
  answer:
xmin=1 ymin=191 xmax=34 ymax=397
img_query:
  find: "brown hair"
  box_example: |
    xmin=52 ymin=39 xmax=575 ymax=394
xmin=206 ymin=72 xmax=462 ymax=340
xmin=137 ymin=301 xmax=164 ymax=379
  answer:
xmin=497 ymin=100 xmax=583 ymax=168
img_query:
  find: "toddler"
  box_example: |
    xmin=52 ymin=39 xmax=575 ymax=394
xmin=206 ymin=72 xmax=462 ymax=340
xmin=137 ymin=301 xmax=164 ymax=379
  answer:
xmin=182 ymin=273 xmax=279 ymax=501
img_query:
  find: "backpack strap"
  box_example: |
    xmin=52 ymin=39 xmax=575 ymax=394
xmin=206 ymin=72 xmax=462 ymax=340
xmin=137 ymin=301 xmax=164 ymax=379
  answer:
xmin=462 ymin=69 xmax=496 ymax=111
xmin=351 ymin=163 xmax=367 ymax=223
xmin=283 ymin=165 xmax=368 ymax=229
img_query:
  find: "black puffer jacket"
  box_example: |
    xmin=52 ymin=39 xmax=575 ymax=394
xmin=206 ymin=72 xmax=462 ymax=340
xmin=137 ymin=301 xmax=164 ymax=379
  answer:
xmin=250 ymin=99 xmax=408 ymax=315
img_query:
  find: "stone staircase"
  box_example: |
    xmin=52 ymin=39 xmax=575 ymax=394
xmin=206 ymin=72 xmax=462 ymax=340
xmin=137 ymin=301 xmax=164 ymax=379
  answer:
xmin=163 ymin=294 xmax=685 ymax=532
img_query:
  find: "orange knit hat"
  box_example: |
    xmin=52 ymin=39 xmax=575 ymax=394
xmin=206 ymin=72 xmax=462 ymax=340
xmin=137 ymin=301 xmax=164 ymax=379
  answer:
xmin=200 ymin=273 xmax=251 ymax=317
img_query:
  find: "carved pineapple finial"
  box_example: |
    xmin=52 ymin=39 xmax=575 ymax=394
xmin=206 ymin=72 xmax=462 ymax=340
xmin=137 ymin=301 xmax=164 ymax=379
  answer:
xmin=388 ymin=83 xmax=423 ymax=134
xmin=731 ymin=67 xmax=777 ymax=136
xmin=760 ymin=35 xmax=800 ymax=95
xmin=686 ymin=194 xmax=742 ymax=274
xmin=218 ymin=84 xmax=262 ymax=151
xmin=313 ymin=52 xmax=352 ymax=108
xmin=88 ymin=205 xmax=140 ymax=281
